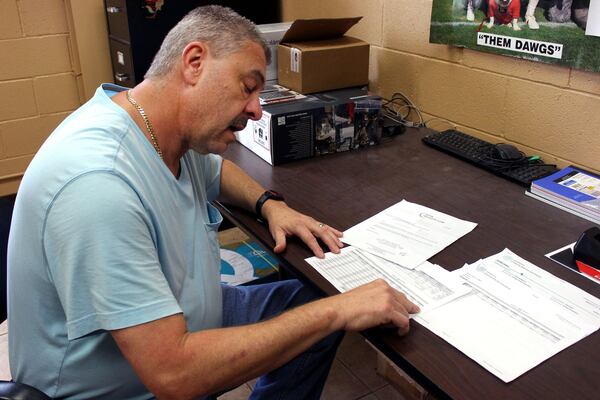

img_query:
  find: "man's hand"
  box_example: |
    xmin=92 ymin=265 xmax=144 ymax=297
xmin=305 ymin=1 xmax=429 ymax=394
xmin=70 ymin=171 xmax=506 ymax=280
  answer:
xmin=261 ymin=200 xmax=343 ymax=258
xmin=324 ymin=279 xmax=420 ymax=336
xmin=219 ymin=159 xmax=343 ymax=258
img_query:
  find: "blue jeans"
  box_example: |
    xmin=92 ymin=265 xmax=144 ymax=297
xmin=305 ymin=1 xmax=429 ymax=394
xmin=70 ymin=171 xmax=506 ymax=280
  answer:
xmin=218 ymin=279 xmax=344 ymax=399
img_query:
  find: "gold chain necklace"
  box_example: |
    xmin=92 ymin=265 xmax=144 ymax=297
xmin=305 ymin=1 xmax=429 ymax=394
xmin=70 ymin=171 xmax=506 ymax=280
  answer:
xmin=126 ymin=90 xmax=163 ymax=159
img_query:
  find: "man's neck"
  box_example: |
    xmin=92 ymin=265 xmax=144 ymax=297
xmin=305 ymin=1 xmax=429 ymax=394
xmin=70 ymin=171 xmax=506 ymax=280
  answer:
xmin=114 ymin=80 xmax=185 ymax=177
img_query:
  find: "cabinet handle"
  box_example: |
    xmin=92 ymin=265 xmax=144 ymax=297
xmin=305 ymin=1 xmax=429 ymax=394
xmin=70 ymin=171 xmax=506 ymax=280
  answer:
xmin=106 ymin=6 xmax=121 ymax=13
xmin=115 ymin=73 xmax=129 ymax=82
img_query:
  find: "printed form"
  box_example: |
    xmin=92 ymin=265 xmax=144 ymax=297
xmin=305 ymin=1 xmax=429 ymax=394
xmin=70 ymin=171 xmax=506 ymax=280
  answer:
xmin=415 ymin=249 xmax=600 ymax=382
xmin=342 ymin=200 xmax=477 ymax=269
xmin=308 ymin=200 xmax=600 ymax=382
xmin=305 ymin=246 xmax=470 ymax=312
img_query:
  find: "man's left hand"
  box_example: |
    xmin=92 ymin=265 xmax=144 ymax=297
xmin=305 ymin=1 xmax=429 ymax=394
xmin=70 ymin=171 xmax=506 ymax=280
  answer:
xmin=261 ymin=201 xmax=343 ymax=258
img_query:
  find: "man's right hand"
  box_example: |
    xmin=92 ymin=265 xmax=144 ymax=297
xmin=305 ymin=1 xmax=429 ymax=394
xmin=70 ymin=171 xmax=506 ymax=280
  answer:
xmin=323 ymin=279 xmax=420 ymax=336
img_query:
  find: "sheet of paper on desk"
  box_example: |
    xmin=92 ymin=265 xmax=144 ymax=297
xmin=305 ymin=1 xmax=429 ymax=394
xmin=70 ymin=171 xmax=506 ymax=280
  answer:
xmin=342 ymin=200 xmax=477 ymax=269
xmin=305 ymin=246 xmax=471 ymax=312
xmin=415 ymin=249 xmax=600 ymax=382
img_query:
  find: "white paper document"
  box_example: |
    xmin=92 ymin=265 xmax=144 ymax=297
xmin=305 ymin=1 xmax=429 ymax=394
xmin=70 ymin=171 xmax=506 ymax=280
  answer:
xmin=305 ymin=246 xmax=470 ymax=312
xmin=343 ymin=200 xmax=477 ymax=269
xmin=415 ymin=249 xmax=600 ymax=382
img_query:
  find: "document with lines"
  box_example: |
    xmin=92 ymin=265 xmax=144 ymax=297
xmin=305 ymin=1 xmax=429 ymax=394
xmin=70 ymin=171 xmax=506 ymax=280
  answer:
xmin=415 ymin=249 xmax=600 ymax=382
xmin=305 ymin=246 xmax=470 ymax=312
xmin=342 ymin=200 xmax=477 ymax=269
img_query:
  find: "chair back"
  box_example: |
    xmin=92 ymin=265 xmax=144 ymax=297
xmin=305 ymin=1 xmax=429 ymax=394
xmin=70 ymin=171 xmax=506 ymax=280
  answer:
xmin=0 ymin=194 xmax=16 ymax=322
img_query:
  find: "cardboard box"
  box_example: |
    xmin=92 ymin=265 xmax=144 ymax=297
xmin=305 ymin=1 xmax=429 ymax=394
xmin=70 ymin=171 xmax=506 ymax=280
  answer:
xmin=235 ymin=87 xmax=375 ymax=164
xmin=235 ymin=87 xmax=375 ymax=165
xmin=313 ymin=103 xmax=338 ymax=156
xmin=352 ymin=96 xmax=384 ymax=148
xmin=311 ymin=89 xmax=381 ymax=154
xmin=277 ymin=17 xmax=369 ymax=94
xmin=257 ymin=22 xmax=292 ymax=84
xmin=235 ymin=98 xmax=320 ymax=165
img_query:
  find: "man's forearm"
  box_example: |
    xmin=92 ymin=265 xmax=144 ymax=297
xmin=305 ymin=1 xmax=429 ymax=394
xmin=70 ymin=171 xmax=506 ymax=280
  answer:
xmin=113 ymin=280 xmax=417 ymax=399
xmin=179 ymin=298 xmax=340 ymax=396
xmin=219 ymin=159 xmax=266 ymax=213
xmin=113 ymin=296 xmax=341 ymax=399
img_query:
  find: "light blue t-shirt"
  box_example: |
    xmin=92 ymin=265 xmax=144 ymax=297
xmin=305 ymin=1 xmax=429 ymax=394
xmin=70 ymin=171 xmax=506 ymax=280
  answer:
xmin=7 ymin=84 xmax=224 ymax=399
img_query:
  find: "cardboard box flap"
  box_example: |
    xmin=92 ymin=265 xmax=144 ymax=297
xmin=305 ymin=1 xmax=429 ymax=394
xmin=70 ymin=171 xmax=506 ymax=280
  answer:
xmin=286 ymin=36 xmax=365 ymax=51
xmin=280 ymin=17 xmax=362 ymax=43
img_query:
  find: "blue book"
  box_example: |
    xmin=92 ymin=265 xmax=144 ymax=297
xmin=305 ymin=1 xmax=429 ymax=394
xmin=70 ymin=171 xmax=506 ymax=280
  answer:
xmin=530 ymin=166 xmax=600 ymax=222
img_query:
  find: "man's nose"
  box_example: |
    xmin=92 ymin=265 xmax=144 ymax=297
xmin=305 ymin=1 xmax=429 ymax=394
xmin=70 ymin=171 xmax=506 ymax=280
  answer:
xmin=245 ymin=96 xmax=263 ymax=121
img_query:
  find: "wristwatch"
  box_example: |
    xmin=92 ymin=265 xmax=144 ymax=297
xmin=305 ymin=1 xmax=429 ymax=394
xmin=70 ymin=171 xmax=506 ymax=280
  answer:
xmin=255 ymin=190 xmax=285 ymax=219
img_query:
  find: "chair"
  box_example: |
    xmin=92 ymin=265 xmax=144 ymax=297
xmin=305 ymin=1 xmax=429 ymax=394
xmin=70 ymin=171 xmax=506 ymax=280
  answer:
xmin=0 ymin=380 xmax=52 ymax=400
xmin=0 ymin=194 xmax=15 ymax=322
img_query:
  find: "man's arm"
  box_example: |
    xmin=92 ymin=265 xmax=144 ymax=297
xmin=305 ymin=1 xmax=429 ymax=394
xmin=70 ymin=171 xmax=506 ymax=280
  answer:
xmin=219 ymin=159 xmax=343 ymax=258
xmin=112 ymin=279 xmax=419 ymax=400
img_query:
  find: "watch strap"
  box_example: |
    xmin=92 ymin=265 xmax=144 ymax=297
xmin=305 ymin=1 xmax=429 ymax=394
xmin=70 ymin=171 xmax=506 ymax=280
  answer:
xmin=255 ymin=190 xmax=284 ymax=219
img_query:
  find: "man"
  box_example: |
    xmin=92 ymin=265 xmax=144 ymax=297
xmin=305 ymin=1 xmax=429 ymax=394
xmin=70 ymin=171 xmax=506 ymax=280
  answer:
xmin=7 ymin=6 xmax=418 ymax=399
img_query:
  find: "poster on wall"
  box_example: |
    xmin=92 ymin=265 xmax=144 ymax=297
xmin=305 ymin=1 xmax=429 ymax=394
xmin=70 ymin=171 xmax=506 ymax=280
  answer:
xmin=429 ymin=0 xmax=600 ymax=73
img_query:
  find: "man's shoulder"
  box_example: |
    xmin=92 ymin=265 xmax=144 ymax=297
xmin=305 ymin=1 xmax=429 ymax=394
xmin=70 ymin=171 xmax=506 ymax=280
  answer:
xmin=20 ymin=112 xmax=137 ymax=217
xmin=25 ymin=87 xmax=138 ymax=190
xmin=58 ymin=88 xmax=131 ymax=147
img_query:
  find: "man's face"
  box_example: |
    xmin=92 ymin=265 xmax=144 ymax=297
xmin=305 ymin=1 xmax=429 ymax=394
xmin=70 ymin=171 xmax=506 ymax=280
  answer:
xmin=183 ymin=41 xmax=266 ymax=155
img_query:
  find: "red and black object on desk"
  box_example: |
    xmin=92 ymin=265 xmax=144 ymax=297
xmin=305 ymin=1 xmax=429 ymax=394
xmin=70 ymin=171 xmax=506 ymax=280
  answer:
xmin=574 ymin=227 xmax=600 ymax=281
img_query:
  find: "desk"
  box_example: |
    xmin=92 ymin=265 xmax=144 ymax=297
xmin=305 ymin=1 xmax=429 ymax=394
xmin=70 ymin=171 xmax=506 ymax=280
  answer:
xmin=219 ymin=128 xmax=600 ymax=400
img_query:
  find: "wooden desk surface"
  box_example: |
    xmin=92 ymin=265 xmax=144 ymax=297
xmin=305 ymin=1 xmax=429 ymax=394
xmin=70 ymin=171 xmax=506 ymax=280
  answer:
xmin=220 ymin=128 xmax=600 ymax=400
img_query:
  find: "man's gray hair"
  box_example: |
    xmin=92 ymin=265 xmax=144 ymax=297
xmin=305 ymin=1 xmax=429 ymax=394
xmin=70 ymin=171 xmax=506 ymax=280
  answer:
xmin=144 ymin=5 xmax=270 ymax=79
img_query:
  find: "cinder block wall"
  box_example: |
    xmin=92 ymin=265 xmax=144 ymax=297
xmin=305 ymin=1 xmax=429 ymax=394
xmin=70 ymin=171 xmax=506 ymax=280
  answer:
xmin=282 ymin=0 xmax=600 ymax=174
xmin=1 ymin=0 xmax=598 ymax=196
xmin=0 ymin=0 xmax=83 ymax=195
xmin=0 ymin=0 xmax=111 ymax=196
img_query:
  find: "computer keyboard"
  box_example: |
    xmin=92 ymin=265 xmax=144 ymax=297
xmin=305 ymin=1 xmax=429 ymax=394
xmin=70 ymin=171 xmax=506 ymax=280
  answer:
xmin=422 ymin=130 xmax=559 ymax=186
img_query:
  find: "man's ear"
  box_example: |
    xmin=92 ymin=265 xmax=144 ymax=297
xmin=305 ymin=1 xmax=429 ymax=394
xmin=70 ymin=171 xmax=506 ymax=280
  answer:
xmin=181 ymin=41 xmax=209 ymax=84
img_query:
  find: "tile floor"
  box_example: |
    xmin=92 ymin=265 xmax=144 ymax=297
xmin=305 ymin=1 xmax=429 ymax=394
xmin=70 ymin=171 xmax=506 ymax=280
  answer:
xmin=0 ymin=319 xmax=406 ymax=399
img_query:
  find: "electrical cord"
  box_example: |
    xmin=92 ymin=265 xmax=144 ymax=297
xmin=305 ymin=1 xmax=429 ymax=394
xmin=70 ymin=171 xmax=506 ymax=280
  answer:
xmin=380 ymin=93 xmax=558 ymax=177
xmin=422 ymin=117 xmax=457 ymax=132
xmin=478 ymin=144 xmax=556 ymax=171
xmin=382 ymin=91 xmax=456 ymax=130
xmin=382 ymin=92 xmax=424 ymax=127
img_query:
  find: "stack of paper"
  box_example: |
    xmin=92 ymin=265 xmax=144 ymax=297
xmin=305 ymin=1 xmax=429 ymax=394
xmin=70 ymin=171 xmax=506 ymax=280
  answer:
xmin=306 ymin=247 xmax=471 ymax=312
xmin=527 ymin=166 xmax=600 ymax=224
xmin=306 ymin=200 xmax=477 ymax=312
xmin=415 ymin=249 xmax=600 ymax=382
xmin=305 ymin=200 xmax=600 ymax=382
